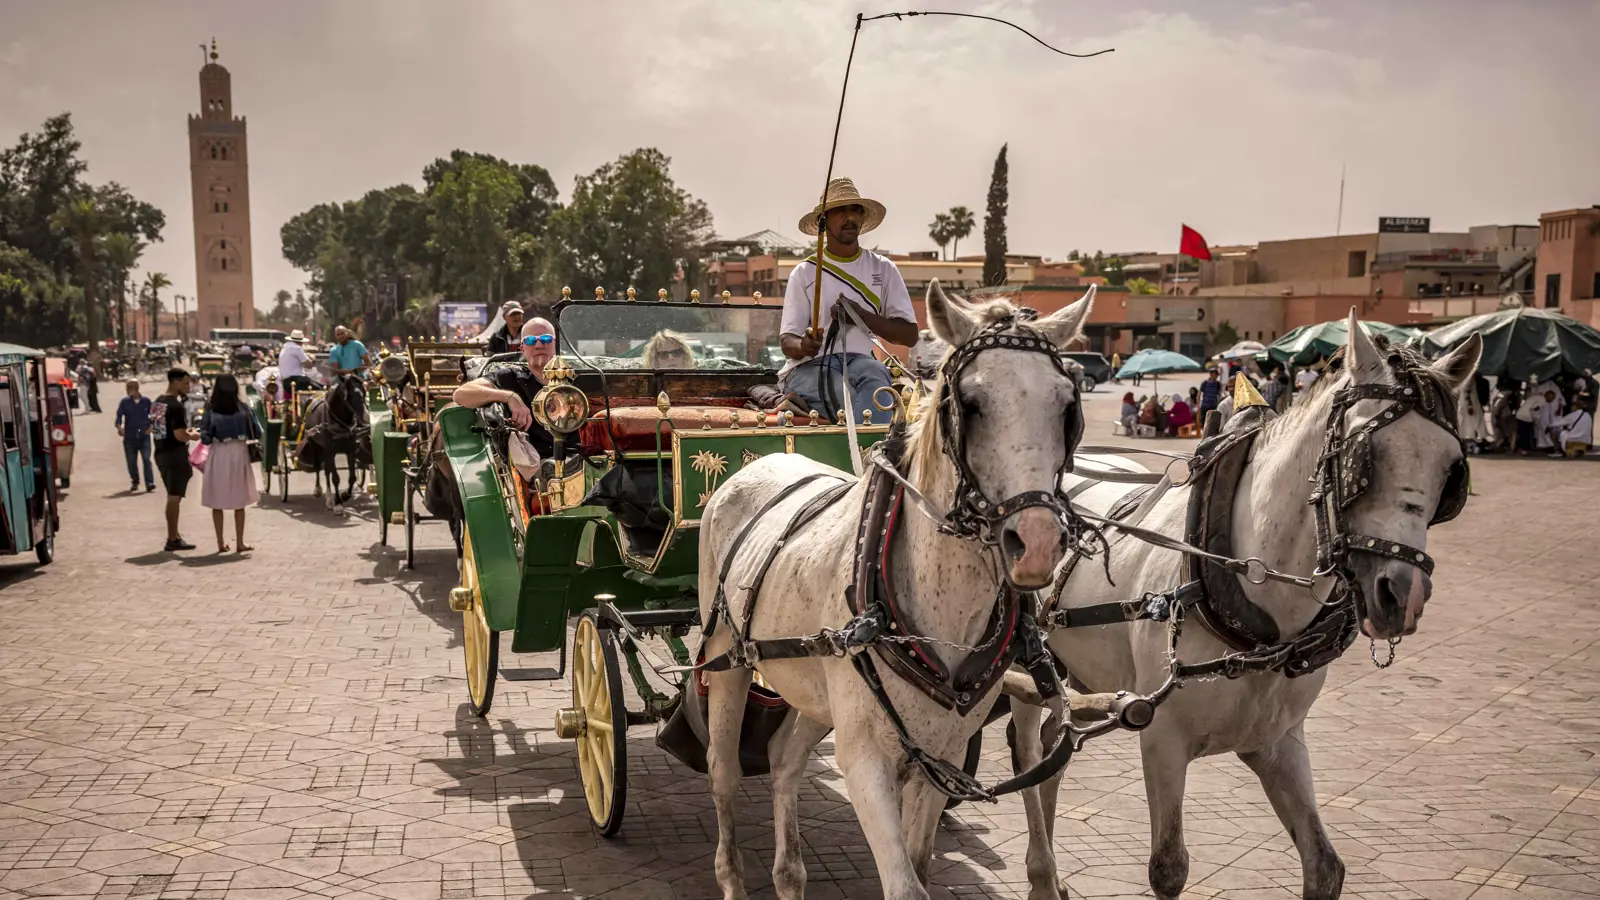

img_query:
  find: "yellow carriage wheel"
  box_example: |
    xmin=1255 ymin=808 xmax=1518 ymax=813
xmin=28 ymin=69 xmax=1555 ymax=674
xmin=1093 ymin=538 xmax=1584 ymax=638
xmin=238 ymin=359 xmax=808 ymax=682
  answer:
xmin=455 ymin=523 xmax=498 ymax=717
xmin=569 ymin=612 xmax=628 ymax=836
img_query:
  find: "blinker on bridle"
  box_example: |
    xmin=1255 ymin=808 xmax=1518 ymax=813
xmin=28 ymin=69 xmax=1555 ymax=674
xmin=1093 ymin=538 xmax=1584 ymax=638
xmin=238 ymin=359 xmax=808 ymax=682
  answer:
xmin=936 ymin=316 xmax=1088 ymax=546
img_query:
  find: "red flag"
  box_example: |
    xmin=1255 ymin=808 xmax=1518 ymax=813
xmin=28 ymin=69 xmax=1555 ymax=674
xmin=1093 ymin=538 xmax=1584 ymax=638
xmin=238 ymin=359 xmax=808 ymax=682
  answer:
xmin=1179 ymin=224 xmax=1212 ymax=261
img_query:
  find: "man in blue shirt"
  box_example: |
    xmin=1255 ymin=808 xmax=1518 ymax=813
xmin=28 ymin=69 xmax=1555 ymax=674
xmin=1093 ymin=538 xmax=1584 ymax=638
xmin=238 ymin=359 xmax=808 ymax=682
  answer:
xmin=115 ymin=379 xmax=156 ymax=492
xmin=1198 ymin=368 xmax=1223 ymax=422
xmin=327 ymin=326 xmax=369 ymax=377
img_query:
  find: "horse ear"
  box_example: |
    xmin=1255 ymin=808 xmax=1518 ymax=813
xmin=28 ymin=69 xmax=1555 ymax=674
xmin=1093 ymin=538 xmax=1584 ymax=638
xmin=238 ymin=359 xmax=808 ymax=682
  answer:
xmin=926 ymin=279 xmax=975 ymax=346
xmin=1345 ymin=308 xmax=1383 ymax=381
xmin=1430 ymin=332 xmax=1482 ymax=393
xmin=1032 ymin=285 xmax=1095 ymax=349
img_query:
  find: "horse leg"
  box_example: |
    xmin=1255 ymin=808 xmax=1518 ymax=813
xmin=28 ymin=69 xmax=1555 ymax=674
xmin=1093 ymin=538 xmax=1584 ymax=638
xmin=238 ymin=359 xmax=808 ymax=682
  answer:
xmin=1011 ymin=700 xmax=1065 ymax=900
xmin=1238 ymin=723 xmax=1344 ymax=900
xmin=833 ymin=715 xmax=926 ymax=900
xmin=769 ymin=712 xmax=830 ymax=900
xmin=705 ymin=664 xmax=754 ymax=900
xmin=1141 ymin=728 xmax=1193 ymax=900
xmin=326 ymin=460 xmax=343 ymax=513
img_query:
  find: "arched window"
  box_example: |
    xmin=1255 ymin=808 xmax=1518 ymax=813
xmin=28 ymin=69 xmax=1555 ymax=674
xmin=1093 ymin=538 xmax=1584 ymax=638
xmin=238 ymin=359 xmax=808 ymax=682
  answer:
xmin=220 ymin=258 xmax=228 ymax=271
xmin=210 ymin=145 xmax=218 ymax=160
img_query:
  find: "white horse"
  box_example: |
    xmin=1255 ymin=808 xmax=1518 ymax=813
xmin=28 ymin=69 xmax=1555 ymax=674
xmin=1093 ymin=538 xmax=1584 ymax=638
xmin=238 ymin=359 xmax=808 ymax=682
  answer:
xmin=696 ymin=281 xmax=1094 ymax=900
xmin=1014 ymin=314 xmax=1483 ymax=900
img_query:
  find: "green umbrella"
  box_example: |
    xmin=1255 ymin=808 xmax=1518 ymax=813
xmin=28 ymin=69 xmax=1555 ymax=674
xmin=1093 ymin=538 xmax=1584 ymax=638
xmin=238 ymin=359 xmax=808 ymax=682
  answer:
xmin=1419 ymin=305 xmax=1600 ymax=381
xmin=1115 ymin=349 xmax=1205 ymax=379
xmin=1266 ymin=320 xmax=1420 ymax=367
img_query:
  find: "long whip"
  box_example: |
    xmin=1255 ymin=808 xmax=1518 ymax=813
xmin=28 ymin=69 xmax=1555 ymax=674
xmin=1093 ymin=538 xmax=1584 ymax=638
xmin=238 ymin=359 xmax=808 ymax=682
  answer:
xmin=810 ymin=10 xmax=1113 ymax=334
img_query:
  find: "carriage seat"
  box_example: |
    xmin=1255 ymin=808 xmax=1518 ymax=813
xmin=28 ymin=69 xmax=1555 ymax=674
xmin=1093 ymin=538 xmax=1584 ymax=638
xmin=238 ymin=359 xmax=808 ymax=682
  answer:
xmin=581 ymin=405 xmax=781 ymax=453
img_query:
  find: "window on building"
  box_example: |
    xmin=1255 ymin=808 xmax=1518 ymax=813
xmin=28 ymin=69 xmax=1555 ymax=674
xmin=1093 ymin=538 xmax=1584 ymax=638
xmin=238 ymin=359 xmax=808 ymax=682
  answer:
xmin=1347 ymin=251 xmax=1367 ymax=278
xmin=220 ymin=240 xmax=227 ymax=250
xmin=209 ymin=145 xmax=218 ymax=160
xmin=1546 ymin=273 xmax=1561 ymax=307
xmin=220 ymin=258 xmax=228 ymax=271
xmin=223 ymin=202 xmax=229 ymax=213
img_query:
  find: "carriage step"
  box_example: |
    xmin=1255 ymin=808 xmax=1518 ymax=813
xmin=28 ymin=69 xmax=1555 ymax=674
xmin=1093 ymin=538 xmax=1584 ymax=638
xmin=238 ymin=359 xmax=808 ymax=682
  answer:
xmin=500 ymin=668 xmax=564 ymax=681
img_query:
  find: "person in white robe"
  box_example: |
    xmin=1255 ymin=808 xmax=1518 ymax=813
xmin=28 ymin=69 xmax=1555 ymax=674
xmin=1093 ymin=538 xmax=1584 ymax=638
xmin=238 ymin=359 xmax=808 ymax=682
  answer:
xmin=1534 ymin=388 xmax=1562 ymax=450
xmin=1551 ymin=407 xmax=1593 ymax=457
xmin=1457 ymin=382 xmax=1487 ymax=446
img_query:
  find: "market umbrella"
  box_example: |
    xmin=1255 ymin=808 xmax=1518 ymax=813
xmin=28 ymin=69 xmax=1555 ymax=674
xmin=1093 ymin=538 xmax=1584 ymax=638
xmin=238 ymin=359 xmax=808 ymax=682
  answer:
xmin=1115 ymin=349 xmax=1205 ymax=380
xmin=1419 ymin=304 xmax=1600 ymax=381
xmin=1211 ymin=340 xmax=1266 ymax=362
xmin=1265 ymin=320 xmax=1420 ymax=367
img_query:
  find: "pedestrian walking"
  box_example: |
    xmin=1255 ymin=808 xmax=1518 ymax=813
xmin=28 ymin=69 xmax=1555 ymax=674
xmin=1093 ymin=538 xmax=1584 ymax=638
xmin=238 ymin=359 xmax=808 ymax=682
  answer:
xmin=150 ymin=368 xmax=196 ymax=551
xmin=76 ymin=359 xmax=100 ymax=412
xmin=113 ymin=379 xmax=155 ymax=492
xmin=1111 ymin=351 xmax=1122 ymax=385
xmin=198 ymin=374 xmax=261 ymax=554
xmin=1198 ymin=369 xmax=1222 ymax=420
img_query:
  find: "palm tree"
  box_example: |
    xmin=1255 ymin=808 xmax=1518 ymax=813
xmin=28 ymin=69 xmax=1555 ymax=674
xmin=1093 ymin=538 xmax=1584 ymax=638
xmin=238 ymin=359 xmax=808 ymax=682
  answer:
xmin=143 ymin=271 xmax=171 ymax=340
xmin=1125 ymin=277 xmax=1160 ymax=295
xmin=50 ymin=196 xmax=107 ymax=362
xmin=928 ymin=213 xmax=953 ymax=260
xmin=947 ymin=205 xmax=976 ymax=259
xmin=101 ymin=232 xmax=145 ymax=350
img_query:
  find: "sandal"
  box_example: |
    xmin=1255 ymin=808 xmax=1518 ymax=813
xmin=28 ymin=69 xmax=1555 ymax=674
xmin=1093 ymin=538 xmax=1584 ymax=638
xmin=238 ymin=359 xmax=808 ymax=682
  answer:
xmin=236 ymin=544 xmax=255 ymax=553
xmin=217 ymin=543 xmax=231 ymax=553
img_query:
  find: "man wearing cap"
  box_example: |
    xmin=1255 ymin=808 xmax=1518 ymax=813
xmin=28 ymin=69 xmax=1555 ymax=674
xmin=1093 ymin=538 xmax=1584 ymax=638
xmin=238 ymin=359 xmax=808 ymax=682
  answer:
xmin=780 ymin=178 xmax=918 ymax=419
xmin=277 ymin=329 xmax=314 ymax=403
xmin=488 ymin=302 xmax=526 ymax=356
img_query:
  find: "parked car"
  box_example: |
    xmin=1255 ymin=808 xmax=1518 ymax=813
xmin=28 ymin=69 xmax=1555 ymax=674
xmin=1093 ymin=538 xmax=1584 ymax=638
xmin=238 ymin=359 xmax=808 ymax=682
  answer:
xmin=1063 ymin=351 xmax=1113 ymax=391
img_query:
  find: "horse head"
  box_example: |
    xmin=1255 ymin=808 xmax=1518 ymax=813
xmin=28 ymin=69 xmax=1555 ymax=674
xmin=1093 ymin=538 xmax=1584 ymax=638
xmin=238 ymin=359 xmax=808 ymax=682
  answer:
xmin=1333 ymin=312 xmax=1481 ymax=639
xmin=920 ymin=280 xmax=1095 ymax=589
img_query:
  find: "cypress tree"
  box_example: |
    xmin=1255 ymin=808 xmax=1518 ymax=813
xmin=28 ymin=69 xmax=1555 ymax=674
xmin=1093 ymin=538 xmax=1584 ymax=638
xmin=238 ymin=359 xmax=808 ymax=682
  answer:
xmin=982 ymin=144 xmax=1009 ymax=287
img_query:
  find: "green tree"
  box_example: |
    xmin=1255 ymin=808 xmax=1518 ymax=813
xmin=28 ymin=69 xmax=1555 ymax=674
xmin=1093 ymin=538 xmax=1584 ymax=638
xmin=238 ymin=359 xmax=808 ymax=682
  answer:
xmin=50 ymin=195 xmax=106 ymax=359
xmin=544 ymin=148 xmax=713 ymax=297
xmin=142 ymin=270 xmax=170 ymax=340
xmin=1207 ymin=319 xmax=1240 ymax=354
xmin=426 ymin=156 xmax=524 ymax=307
xmin=947 ymin=205 xmax=975 ymax=259
xmin=1125 ymin=276 xmax=1159 ymax=295
xmin=983 ymin=145 xmax=1009 ymax=287
xmin=1102 ymin=256 xmax=1128 ymax=286
xmin=1067 ymin=249 xmax=1081 ymax=262
xmin=928 ymin=212 xmax=952 ymax=260
xmin=101 ymin=231 xmax=144 ymax=347
xmin=0 ymin=243 xmax=73 ymax=347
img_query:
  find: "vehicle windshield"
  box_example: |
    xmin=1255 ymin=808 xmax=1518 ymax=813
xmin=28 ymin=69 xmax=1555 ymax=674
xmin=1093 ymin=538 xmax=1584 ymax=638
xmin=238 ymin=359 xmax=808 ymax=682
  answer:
xmin=557 ymin=303 xmax=783 ymax=372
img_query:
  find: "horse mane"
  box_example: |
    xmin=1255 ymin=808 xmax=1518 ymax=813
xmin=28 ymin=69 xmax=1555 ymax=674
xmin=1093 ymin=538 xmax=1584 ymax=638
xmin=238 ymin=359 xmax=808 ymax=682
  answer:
xmin=901 ymin=298 xmax=1030 ymax=491
xmin=1261 ymin=336 xmax=1457 ymax=443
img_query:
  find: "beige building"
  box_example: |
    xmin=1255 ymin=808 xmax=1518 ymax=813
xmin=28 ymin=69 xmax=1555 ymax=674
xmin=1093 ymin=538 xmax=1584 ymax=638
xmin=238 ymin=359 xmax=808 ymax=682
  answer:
xmin=1535 ymin=207 xmax=1600 ymax=310
xmin=188 ymin=41 xmax=256 ymax=336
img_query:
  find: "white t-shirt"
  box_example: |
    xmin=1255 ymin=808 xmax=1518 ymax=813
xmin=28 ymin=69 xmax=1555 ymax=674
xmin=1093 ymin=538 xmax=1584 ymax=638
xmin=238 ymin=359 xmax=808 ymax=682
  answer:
xmin=1295 ymin=369 xmax=1319 ymax=392
xmin=278 ymin=341 xmax=310 ymax=379
xmin=780 ymin=247 xmax=916 ymax=377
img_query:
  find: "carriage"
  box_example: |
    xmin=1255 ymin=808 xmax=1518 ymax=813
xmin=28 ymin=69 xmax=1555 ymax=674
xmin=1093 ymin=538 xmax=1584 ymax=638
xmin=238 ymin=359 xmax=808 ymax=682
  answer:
xmin=193 ymin=353 xmax=227 ymax=386
xmin=371 ymin=341 xmax=481 ymax=564
xmin=443 ymin=288 xmax=902 ymax=835
xmin=0 ymin=343 xmax=61 ymax=566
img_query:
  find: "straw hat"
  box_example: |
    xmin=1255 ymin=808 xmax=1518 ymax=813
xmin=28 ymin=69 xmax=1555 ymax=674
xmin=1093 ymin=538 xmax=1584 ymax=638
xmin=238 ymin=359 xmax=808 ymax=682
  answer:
xmin=798 ymin=177 xmax=887 ymax=237
xmin=285 ymin=329 xmax=307 ymax=343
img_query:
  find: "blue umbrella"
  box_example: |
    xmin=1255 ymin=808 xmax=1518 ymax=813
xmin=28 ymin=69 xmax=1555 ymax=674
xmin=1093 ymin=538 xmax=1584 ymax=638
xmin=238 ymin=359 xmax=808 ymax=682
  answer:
xmin=1116 ymin=349 xmax=1205 ymax=380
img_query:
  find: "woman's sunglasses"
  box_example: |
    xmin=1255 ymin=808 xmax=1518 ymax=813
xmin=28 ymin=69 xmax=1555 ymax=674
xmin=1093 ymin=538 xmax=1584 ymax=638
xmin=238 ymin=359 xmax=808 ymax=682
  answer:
xmin=521 ymin=334 xmax=555 ymax=346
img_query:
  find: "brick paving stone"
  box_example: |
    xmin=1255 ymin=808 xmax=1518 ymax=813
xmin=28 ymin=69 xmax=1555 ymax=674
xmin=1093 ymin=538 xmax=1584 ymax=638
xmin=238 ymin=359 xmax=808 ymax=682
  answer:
xmin=1 ymin=385 xmax=1597 ymax=897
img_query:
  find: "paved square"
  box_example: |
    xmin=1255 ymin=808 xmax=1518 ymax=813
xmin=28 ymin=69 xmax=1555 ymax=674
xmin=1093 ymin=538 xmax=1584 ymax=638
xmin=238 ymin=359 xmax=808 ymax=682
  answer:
xmin=2 ymin=394 xmax=1597 ymax=898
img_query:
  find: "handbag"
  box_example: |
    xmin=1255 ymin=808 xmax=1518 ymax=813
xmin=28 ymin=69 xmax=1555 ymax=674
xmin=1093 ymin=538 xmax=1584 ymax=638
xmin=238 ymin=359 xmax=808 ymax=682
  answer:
xmin=188 ymin=441 xmax=210 ymax=472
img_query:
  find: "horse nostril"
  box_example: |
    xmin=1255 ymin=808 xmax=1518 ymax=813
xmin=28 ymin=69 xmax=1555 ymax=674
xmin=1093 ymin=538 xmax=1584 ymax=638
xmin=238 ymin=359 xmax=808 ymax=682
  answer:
xmin=1000 ymin=527 xmax=1026 ymax=562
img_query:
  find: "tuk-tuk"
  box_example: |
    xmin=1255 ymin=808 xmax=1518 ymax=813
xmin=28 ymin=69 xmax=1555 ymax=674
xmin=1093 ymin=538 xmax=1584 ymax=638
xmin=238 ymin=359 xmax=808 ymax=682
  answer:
xmin=40 ymin=358 xmax=74 ymax=488
xmin=0 ymin=343 xmax=60 ymax=565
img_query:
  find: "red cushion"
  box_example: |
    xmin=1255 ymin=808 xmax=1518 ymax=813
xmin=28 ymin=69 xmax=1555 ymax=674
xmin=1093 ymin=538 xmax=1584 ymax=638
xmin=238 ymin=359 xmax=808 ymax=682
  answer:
xmin=579 ymin=406 xmax=786 ymax=453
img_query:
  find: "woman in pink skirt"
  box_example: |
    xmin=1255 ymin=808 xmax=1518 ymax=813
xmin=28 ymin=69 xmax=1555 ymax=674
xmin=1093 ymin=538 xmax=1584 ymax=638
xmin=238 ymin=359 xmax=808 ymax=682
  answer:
xmin=199 ymin=374 xmax=262 ymax=552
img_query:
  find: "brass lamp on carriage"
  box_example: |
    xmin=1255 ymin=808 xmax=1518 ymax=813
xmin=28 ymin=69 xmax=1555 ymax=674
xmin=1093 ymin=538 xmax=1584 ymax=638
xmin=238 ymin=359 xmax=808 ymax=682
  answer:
xmin=531 ymin=356 xmax=590 ymax=510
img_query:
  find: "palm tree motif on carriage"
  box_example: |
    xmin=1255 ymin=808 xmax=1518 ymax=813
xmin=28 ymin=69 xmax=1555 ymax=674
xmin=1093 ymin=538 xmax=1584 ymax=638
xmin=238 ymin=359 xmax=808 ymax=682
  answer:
xmin=740 ymin=448 xmax=761 ymax=468
xmin=690 ymin=449 xmax=729 ymax=507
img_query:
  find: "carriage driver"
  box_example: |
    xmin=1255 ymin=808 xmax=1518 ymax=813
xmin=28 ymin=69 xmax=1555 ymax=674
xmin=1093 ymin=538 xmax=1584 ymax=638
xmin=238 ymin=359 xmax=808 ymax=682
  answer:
xmin=780 ymin=178 xmax=918 ymax=419
xmin=452 ymin=317 xmax=557 ymax=460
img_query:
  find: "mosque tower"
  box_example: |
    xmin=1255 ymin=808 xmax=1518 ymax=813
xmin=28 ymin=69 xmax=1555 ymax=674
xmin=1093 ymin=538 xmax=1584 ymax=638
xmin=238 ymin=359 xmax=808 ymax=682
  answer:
xmin=187 ymin=38 xmax=255 ymax=334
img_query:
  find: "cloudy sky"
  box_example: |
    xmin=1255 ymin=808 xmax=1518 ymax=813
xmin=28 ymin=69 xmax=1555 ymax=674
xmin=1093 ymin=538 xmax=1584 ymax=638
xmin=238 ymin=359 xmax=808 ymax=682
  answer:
xmin=3 ymin=0 xmax=1597 ymax=311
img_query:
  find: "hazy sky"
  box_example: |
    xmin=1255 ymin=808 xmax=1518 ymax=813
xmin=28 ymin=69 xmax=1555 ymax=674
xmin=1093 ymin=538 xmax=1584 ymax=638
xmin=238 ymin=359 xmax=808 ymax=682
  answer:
xmin=3 ymin=0 xmax=1597 ymax=312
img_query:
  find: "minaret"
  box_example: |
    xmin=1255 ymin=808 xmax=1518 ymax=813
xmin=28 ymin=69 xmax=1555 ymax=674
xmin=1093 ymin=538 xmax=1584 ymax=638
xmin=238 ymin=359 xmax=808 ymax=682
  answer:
xmin=187 ymin=38 xmax=255 ymax=335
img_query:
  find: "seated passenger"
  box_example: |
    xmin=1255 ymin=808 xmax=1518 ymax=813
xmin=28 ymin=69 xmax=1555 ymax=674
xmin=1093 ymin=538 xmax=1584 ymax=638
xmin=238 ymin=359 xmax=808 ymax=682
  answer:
xmin=1166 ymin=394 xmax=1194 ymax=437
xmin=452 ymin=317 xmax=557 ymax=461
xmin=641 ymin=330 xmax=695 ymax=369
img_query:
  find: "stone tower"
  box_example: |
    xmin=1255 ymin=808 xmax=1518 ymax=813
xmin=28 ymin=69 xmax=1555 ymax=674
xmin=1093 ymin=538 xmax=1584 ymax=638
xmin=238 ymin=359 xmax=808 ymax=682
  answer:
xmin=188 ymin=38 xmax=255 ymax=336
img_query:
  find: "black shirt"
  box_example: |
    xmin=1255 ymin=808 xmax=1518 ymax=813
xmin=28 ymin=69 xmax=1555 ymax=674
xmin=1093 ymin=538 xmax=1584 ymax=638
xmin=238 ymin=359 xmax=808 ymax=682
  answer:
xmin=488 ymin=365 xmax=555 ymax=458
xmin=150 ymin=393 xmax=189 ymax=458
xmin=487 ymin=326 xmax=515 ymax=356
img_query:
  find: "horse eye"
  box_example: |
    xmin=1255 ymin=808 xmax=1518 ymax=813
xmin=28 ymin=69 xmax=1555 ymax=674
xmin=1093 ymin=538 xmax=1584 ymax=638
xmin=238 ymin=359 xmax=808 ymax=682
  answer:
xmin=961 ymin=399 xmax=981 ymax=418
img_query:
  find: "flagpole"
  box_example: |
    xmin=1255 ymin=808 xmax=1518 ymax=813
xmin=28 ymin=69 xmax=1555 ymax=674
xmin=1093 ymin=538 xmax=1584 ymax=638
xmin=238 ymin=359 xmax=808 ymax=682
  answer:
xmin=1335 ymin=162 xmax=1346 ymax=236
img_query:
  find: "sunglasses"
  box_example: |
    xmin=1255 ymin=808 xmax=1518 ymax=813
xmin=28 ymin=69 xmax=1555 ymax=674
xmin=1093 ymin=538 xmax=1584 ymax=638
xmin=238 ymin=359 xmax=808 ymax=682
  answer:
xmin=521 ymin=334 xmax=555 ymax=346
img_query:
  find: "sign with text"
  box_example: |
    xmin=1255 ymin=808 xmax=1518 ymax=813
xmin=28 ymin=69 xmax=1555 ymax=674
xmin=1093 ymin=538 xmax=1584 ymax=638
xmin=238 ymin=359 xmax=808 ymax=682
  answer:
xmin=437 ymin=302 xmax=488 ymax=330
xmin=1156 ymin=307 xmax=1205 ymax=322
xmin=1378 ymin=217 xmax=1431 ymax=234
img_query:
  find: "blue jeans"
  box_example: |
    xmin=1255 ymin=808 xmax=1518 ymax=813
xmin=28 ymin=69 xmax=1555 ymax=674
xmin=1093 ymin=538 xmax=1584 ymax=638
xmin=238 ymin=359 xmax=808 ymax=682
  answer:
xmin=782 ymin=353 xmax=895 ymax=421
xmin=124 ymin=435 xmax=154 ymax=487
